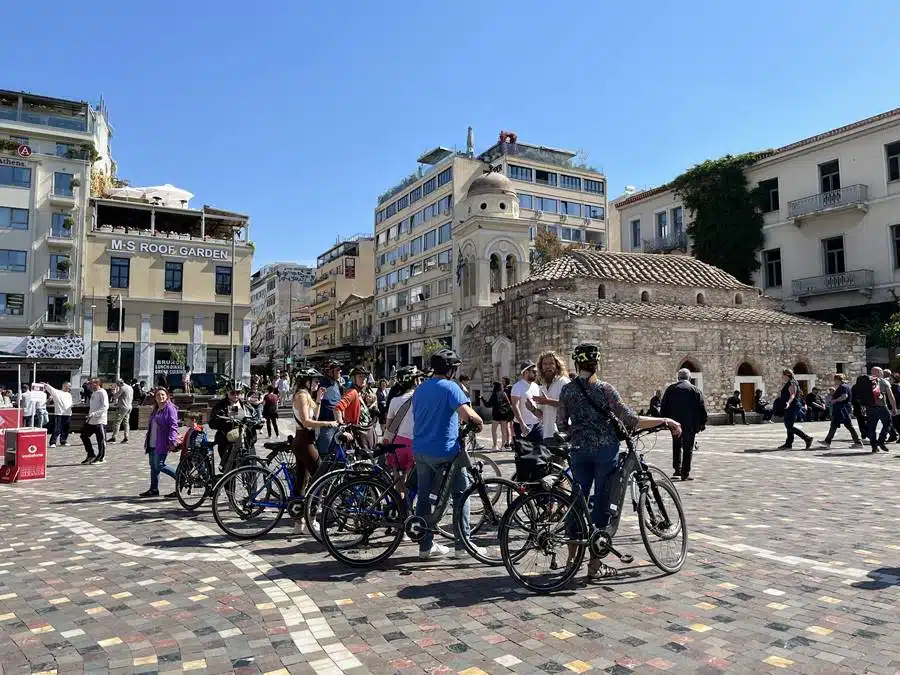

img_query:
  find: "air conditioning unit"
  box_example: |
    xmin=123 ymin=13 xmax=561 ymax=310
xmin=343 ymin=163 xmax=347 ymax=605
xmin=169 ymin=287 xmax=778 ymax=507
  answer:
xmin=390 ymin=260 xmax=396 ymax=266
xmin=378 ymin=311 xmax=386 ymax=317
xmin=393 ymin=307 xmax=401 ymax=313
xmin=535 ymin=210 xmax=543 ymax=219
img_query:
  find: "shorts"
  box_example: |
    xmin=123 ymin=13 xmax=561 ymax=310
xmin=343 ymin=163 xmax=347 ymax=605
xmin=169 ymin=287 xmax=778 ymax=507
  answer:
xmin=386 ymin=435 xmax=415 ymax=473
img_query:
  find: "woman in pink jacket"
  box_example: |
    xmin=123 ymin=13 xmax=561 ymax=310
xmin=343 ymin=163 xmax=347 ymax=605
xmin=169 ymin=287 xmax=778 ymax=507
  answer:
xmin=140 ymin=388 xmax=180 ymax=498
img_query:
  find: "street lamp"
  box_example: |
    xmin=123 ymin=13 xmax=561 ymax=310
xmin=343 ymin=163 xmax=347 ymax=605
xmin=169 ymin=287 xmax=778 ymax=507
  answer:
xmin=89 ymin=303 xmax=96 ymax=377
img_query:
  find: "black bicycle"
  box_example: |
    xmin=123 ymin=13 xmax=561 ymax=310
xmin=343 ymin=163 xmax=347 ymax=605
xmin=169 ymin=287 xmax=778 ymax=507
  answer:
xmin=499 ymin=425 xmax=687 ymax=593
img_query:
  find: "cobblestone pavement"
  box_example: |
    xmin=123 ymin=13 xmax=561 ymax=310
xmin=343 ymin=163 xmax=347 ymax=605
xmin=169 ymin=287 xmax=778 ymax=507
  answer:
xmin=1 ymin=421 xmax=899 ymax=674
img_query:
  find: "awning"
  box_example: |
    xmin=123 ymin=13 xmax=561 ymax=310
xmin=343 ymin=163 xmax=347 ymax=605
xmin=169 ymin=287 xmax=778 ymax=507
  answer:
xmin=0 ymin=335 xmax=85 ymax=362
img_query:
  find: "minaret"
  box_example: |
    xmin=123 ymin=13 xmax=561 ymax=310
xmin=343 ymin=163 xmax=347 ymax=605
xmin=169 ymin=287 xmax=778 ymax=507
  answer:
xmin=466 ymin=126 xmax=475 ymax=157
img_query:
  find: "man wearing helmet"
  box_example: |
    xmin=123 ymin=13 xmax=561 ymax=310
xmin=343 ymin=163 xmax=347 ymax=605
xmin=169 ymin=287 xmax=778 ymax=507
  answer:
xmin=208 ymin=383 xmax=260 ymax=470
xmin=411 ymin=348 xmax=484 ymax=560
xmin=315 ymin=360 xmax=344 ymax=455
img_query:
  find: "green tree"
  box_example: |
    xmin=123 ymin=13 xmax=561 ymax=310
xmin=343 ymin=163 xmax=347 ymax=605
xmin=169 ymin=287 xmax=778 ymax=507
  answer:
xmin=531 ymin=230 xmax=569 ymax=271
xmin=422 ymin=338 xmax=448 ymax=363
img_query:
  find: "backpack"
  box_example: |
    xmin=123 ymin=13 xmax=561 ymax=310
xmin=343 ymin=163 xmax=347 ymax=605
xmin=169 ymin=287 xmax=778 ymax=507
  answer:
xmin=854 ymin=377 xmax=882 ymax=407
xmin=513 ymin=438 xmax=552 ymax=482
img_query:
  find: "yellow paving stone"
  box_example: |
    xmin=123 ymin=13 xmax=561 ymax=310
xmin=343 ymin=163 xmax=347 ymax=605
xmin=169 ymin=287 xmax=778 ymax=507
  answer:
xmin=819 ymin=596 xmax=841 ymax=604
xmin=887 ymin=544 xmax=900 ymax=550
xmin=564 ymin=660 xmax=592 ymax=672
xmin=853 ymin=549 xmax=872 ymax=555
xmin=0 ymin=592 xmax=18 ymax=600
xmin=763 ymin=655 xmax=794 ymax=668
xmin=133 ymin=656 xmax=158 ymax=666
xmin=49 ymin=597 xmax=70 ymax=605
xmin=200 ymin=576 xmax=219 ymax=583
xmin=0 ymin=613 xmax=15 ymax=621
xmin=256 ymin=602 xmax=276 ymax=610
xmin=149 ymin=600 xmax=170 ymax=608
xmin=85 ymin=590 xmax=105 ymax=597
xmin=717 ymin=582 xmax=737 ymax=589
xmin=807 ymin=625 xmax=833 ymax=636
xmin=694 ymin=602 xmax=717 ymax=610
xmin=551 ymin=629 xmax=576 ymax=640
xmin=863 ymin=559 xmax=882 ymax=564
xmin=112 ymin=592 xmax=132 ymax=599
xmin=196 ymin=585 xmax=214 ymax=593
xmin=189 ymin=594 xmax=208 ymax=602
xmin=98 ymin=637 xmax=123 ymax=647
xmin=459 ymin=669 xmax=488 ymax=675
xmin=31 ymin=624 xmax=55 ymax=634
xmin=620 ymin=591 xmax=638 ymax=599
xmin=32 ymin=670 xmax=57 ymax=675
xmin=85 ymin=607 xmax=107 ymax=615
xmin=689 ymin=623 xmax=712 ymax=633
xmin=367 ymin=592 xmax=385 ymax=598
xmin=582 ymin=611 xmax=606 ymax=620
xmin=183 ymin=659 xmax=207 ymax=671
xmin=766 ymin=602 xmax=789 ymax=610
xmin=335 ymin=598 xmax=353 ymax=606
xmin=263 ymin=670 xmax=290 ymax=675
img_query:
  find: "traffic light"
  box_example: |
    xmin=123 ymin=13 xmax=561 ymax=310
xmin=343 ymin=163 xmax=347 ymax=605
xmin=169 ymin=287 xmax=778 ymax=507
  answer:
xmin=106 ymin=295 xmax=114 ymax=310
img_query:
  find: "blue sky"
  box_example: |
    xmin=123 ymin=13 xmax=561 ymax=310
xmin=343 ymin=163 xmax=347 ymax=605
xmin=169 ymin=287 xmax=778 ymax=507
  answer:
xmin=6 ymin=1 xmax=898 ymax=268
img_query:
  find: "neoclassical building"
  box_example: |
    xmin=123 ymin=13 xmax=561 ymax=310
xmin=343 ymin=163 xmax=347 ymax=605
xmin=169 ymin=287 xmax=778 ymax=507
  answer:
xmin=453 ymin=172 xmax=866 ymax=410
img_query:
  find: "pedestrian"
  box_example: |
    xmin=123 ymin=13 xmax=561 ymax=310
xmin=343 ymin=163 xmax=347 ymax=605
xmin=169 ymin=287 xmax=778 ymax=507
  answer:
xmin=31 ymin=385 xmax=49 ymax=429
xmin=648 ymin=389 xmax=662 ymax=417
xmin=278 ymin=372 xmax=291 ymax=407
xmin=334 ymin=366 xmax=369 ymax=427
xmin=660 ymin=368 xmax=708 ymax=481
xmin=753 ymin=389 xmax=773 ymax=422
xmin=724 ymin=390 xmax=747 ymax=425
xmin=182 ymin=366 xmax=192 ymax=394
xmin=139 ymin=388 xmax=179 ymax=498
xmin=19 ymin=384 xmax=35 ymax=427
xmin=859 ymin=367 xmax=896 ymax=453
xmin=81 ymin=381 xmax=91 ymax=404
xmin=485 ymin=381 xmax=514 ymax=450
xmin=892 ymin=373 xmax=900 ymax=442
xmin=383 ymin=365 xmax=422 ymax=496
xmin=43 ymin=382 xmax=73 ymax=447
xmin=262 ymin=386 xmax=280 ymax=438
xmin=511 ymin=361 xmax=543 ymax=442
xmin=80 ymin=378 xmax=109 ymax=464
xmin=457 ymin=374 xmax=471 ymax=399
xmin=533 ymin=351 xmax=570 ymax=440
xmin=885 ymin=369 xmax=898 ymax=442
xmin=107 ymin=379 xmax=133 ymax=443
xmin=819 ymin=374 xmax=862 ymax=447
xmin=776 ymin=369 xmax=814 ymax=450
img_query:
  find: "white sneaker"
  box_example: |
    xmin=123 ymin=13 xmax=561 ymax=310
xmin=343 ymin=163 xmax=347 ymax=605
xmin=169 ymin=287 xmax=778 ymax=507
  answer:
xmin=418 ymin=543 xmax=450 ymax=560
xmin=49 ymin=443 xmax=57 ymax=448
xmin=452 ymin=545 xmax=488 ymax=559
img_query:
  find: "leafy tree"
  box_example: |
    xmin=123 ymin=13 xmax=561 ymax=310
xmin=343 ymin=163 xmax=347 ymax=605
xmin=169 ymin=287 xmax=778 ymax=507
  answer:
xmin=423 ymin=338 xmax=448 ymax=363
xmin=531 ymin=230 xmax=570 ymax=271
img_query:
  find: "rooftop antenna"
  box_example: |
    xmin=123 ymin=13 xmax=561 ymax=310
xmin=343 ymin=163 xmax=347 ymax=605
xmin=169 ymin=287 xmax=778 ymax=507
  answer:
xmin=466 ymin=126 xmax=475 ymax=157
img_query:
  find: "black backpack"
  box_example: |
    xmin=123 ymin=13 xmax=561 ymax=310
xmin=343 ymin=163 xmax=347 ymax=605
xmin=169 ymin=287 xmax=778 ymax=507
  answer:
xmin=513 ymin=438 xmax=552 ymax=482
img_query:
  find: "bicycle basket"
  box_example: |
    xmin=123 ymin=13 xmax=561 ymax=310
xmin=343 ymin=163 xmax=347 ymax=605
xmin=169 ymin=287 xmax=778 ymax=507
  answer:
xmin=513 ymin=438 xmax=553 ymax=482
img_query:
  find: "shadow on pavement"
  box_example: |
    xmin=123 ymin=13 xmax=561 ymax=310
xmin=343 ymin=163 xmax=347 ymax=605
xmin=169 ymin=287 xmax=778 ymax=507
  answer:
xmin=851 ymin=567 xmax=900 ymax=591
xmin=814 ymin=451 xmax=875 ymax=458
xmin=273 ymin=551 xmax=478 ymax=584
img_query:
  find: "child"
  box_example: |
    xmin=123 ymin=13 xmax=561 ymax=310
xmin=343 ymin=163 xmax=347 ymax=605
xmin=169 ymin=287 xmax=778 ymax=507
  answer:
xmin=178 ymin=412 xmax=204 ymax=458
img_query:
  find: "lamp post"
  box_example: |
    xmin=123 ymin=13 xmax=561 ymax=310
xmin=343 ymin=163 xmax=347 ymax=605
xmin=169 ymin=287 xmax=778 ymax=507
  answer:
xmin=89 ymin=303 xmax=96 ymax=377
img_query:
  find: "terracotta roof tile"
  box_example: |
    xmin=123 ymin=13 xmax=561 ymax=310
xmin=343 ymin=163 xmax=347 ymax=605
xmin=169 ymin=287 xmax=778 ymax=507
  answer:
xmin=521 ymin=250 xmax=753 ymax=291
xmin=543 ymin=298 xmax=825 ymax=326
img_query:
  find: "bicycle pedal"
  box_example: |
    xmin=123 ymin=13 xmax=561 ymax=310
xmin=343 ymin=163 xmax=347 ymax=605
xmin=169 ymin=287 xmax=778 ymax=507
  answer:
xmin=618 ymin=553 xmax=634 ymax=565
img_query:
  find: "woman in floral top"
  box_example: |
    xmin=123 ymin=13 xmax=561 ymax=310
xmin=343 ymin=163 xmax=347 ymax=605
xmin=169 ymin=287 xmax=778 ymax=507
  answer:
xmin=558 ymin=343 xmax=681 ymax=580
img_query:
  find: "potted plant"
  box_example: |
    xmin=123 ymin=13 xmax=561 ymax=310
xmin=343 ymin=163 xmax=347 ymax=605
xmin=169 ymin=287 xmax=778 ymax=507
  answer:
xmin=62 ymin=301 xmax=74 ymax=312
xmin=69 ymin=176 xmax=81 ymax=189
xmin=62 ymin=217 xmax=74 ymax=230
xmin=56 ymin=259 xmax=71 ymax=274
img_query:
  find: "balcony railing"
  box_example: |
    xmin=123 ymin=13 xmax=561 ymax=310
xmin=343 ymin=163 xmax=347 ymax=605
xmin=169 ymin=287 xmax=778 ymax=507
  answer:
xmin=0 ymin=107 xmax=90 ymax=133
xmin=792 ymin=269 xmax=874 ymax=298
xmin=642 ymin=231 xmax=688 ymax=254
xmin=49 ymin=226 xmax=74 ymax=239
xmin=788 ymin=184 xmax=868 ymax=219
xmin=48 ymin=268 xmax=71 ymax=281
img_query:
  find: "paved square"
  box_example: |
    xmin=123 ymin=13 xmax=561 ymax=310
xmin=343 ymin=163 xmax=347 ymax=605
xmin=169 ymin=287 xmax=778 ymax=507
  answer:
xmin=1 ymin=421 xmax=899 ymax=674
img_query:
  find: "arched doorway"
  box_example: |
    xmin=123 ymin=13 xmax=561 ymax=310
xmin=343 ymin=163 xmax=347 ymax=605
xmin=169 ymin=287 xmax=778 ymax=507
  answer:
xmin=792 ymin=361 xmax=815 ymax=395
xmin=679 ymin=359 xmax=703 ymax=392
xmin=735 ymin=361 xmax=762 ymax=410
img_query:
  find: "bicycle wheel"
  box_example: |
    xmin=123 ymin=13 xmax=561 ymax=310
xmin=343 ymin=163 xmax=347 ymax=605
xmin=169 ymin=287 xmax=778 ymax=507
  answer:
xmin=175 ymin=453 xmax=212 ymax=511
xmin=456 ymin=477 xmax=520 ymax=565
xmin=471 ymin=452 xmax=502 ymax=487
xmin=212 ymin=465 xmax=286 ymax=539
xmin=500 ymin=488 xmax=587 ymax=593
xmin=305 ymin=466 xmax=384 ymax=544
xmin=638 ymin=479 xmax=687 ymax=574
xmin=321 ymin=476 xmax=405 ymax=567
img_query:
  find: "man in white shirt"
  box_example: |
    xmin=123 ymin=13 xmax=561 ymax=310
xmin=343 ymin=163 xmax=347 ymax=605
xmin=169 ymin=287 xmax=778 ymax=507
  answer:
xmin=533 ymin=351 xmax=571 ymax=439
xmin=32 ymin=386 xmax=49 ymax=429
xmin=107 ymin=379 xmax=134 ymax=444
xmin=43 ymin=382 xmax=74 ymax=447
xmin=19 ymin=384 xmax=36 ymax=427
xmin=80 ymin=379 xmax=109 ymax=464
xmin=511 ymin=361 xmax=543 ymax=442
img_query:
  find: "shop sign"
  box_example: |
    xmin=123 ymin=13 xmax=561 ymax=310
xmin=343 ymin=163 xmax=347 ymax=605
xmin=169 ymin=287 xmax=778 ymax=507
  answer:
xmin=0 ymin=156 xmax=27 ymax=168
xmin=109 ymin=239 xmax=230 ymax=261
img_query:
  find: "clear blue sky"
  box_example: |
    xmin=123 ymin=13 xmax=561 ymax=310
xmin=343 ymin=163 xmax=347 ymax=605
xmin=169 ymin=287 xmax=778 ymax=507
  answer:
xmin=6 ymin=1 xmax=898 ymax=268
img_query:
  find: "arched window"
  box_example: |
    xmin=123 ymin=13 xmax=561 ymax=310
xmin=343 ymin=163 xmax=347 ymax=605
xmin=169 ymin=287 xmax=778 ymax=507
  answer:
xmin=681 ymin=359 xmax=701 ymax=373
xmin=640 ymin=290 xmax=650 ymax=302
xmin=734 ymin=293 xmax=743 ymax=305
xmin=505 ymin=254 xmax=517 ymax=287
xmin=696 ymin=292 xmax=705 ymax=305
xmin=598 ymin=284 xmax=606 ymax=300
xmin=737 ymin=361 xmax=760 ymax=376
xmin=793 ymin=361 xmax=810 ymax=375
xmin=489 ymin=254 xmax=501 ymax=292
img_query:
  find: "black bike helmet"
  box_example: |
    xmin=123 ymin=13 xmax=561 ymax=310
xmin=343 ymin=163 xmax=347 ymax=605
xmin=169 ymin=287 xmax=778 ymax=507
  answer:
xmin=349 ymin=365 xmax=370 ymax=376
xmin=396 ymin=365 xmax=422 ymax=383
xmin=430 ymin=348 xmax=461 ymax=375
xmin=572 ymin=343 xmax=600 ymax=365
xmin=324 ymin=359 xmax=342 ymax=370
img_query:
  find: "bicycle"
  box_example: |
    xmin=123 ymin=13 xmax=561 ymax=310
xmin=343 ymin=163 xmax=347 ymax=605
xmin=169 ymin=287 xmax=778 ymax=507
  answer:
xmin=498 ymin=425 xmax=687 ymax=593
xmin=320 ymin=422 xmax=518 ymax=567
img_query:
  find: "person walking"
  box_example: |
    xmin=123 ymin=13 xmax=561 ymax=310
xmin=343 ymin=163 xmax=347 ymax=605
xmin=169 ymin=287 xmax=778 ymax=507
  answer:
xmin=485 ymin=381 xmax=514 ymax=450
xmin=107 ymin=379 xmax=133 ymax=443
xmin=182 ymin=366 xmax=192 ymax=394
xmin=511 ymin=361 xmax=543 ymax=442
xmin=860 ymin=366 xmax=896 ymax=453
xmin=776 ymin=369 xmax=814 ymax=450
xmin=44 ymin=382 xmax=73 ymax=447
xmin=533 ymin=351 xmax=570 ymax=440
xmin=19 ymin=384 xmax=35 ymax=427
xmin=262 ymin=386 xmax=281 ymax=438
xmin=819 ymin=374 xmax=862 ymax=447
xmin=139 ymin=388 xmax=179 ymax=498
xmin=81 ymin=379 xmax=109 ymax=464
xmin=278 ymin=372 xmax=291 ymax=407
xmin=648 ymin=389 xmax=662 ymax=417
xmin=660 ymin=368 xmax=708 ymax=481
xmin=724 ymin=390 xmax=747 ymax=425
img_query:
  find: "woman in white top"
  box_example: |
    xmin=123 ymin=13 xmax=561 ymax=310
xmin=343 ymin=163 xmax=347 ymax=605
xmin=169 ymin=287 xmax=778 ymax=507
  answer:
xmin=383 ymin=365 xmax=422 ymax=494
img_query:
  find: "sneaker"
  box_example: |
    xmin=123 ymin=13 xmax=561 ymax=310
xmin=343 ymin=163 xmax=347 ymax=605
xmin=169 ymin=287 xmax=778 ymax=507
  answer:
xmin=671 ymin=472 xmax=681 ymax=479
xmin=804 ymin=437 xmax=813 ymax=450
xmin=776 ymin=444 xmax=791 ymax=450
xmin=852 ymin=440 xmax=864 ymax=447
xmin=418 ymin=543 xmax=450 ymax=560
xmin=879 ymin=443 xmax=890 ymax=453
xmin=49 ymin=443 xmax=57 ymax=448
xmin=122 ymin=437 xmax=129 ymax=443
xmin=106 ymin=438 xmax=116 ymax=444
xmin=138 ymin=490 xmax=159 ymax=498
xmin=818 ymin=440 xmax=831 ymax=447
xmin=452 ymin=546 xmax=489 ymax=559
xmin=61 ymin=442 xmax=70 ymax=446
xmin=93 ymin=458 xmax=106 ymax=464
xmin=80 ymin=457 xmax=95 ymax=465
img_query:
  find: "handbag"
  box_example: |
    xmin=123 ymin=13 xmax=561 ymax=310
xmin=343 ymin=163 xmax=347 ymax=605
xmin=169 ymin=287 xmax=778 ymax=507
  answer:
xmin=382 ymin=397 xmax=412 ymax=444
xmin=574 ymin=377 xmax=629 ymax=442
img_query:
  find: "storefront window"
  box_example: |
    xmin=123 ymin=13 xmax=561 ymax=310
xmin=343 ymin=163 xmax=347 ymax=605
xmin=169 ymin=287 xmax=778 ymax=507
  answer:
xmin=154 ymin=343 xmax=188 ymax=383
xmin=206 ymin=347 xmax=233 ymax=376
xmin=97 ymin=342 xmax=135 ymax=381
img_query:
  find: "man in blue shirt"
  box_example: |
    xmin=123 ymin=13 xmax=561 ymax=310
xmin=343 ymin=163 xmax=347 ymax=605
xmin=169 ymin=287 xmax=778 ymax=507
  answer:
xmin=315 ymin=360 xmax=344 ymax=455
xmin=412 ymin=348 xmax=483 ymax=559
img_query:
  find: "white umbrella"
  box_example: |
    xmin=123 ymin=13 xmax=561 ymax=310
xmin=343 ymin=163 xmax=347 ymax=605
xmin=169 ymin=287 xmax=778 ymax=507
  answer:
xmin=106 ymin=184 xmax=194 ymax=208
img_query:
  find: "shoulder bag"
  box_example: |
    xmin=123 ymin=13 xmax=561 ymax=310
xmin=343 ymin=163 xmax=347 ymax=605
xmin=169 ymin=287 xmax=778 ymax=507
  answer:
xmin=382 ymin=397 xmax=413 ymax=444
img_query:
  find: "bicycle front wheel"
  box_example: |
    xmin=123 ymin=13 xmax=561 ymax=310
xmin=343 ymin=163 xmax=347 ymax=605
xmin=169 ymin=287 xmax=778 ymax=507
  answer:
xmin=175 ymin=453 xmax=212 ymax=511
xmin=212 ymin=465 xmax=286 ymax=539
xmin=638 ymin=479 xmax=687 ymax=574
xmin=456 ymin=477 xmax=520 ymax=565
xmin=500 ymin=488 xmax=587 ymax=593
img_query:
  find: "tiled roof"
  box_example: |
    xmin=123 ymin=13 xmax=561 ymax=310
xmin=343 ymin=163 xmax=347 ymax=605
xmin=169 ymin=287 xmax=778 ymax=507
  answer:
xmin=543 ymin=298 xmax=826 ymax=326
xmin=521 ymin=250 xmax=753 ymax=290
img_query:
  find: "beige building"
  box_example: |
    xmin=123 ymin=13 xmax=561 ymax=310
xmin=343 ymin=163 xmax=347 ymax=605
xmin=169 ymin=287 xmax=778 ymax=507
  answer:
xmin=249 ymin=262 xmax=314 ymax=366
xmin=82 ymin=195 xmax=254 ymax=386
xmin=616 ymin=108 xmax=900 ymax=340
xmin=333 ymin=293 xmax=375 ymax=367
xmin=374 ymin=129 xmax=608 ymax=373
xmin=308 ymin=235 xmax=374 ymax=360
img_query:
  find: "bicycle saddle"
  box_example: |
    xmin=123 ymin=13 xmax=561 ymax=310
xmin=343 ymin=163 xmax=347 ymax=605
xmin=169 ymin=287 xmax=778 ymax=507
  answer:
xmin=263 ymin=440 xmax=292 ymax=450
xmin=371 ymin=442 xmax=401 ymax=458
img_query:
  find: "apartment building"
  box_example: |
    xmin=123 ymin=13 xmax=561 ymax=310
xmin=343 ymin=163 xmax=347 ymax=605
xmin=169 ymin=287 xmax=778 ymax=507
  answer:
xmin=249 ymin=262 xmax=314 ymax=365
xmin=0 ymin=89 xmax=113 ymax=386
xmin=308 ymin=236 xmax=374 ymax=361
xmin=616 ymin=108 xmax=900 ymax=330
xmin=82 ymin=193 xmax=254 ymax=386
xmin=373 ymin=130 xmax=608 ymax=373
xmin=334 ymin=294 xmax=375 ymax=367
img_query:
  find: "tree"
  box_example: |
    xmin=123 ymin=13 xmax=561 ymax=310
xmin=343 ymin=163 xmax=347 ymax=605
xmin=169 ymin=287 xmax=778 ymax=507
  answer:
xmin=531 ymin=230 xmax=569 ymax=271
xmin=422 ymin=338 xmax=448 ymax=363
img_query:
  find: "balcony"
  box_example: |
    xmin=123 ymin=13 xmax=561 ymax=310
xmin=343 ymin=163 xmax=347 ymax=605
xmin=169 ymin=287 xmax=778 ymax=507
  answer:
xmin=48 ymin=226 xmax=75 ymax=248
xmin=43 ymin=310 xmax=73 ymax=330
xmin=642 ymin=231 xmax=688 ymax=254
xmin=792 ymin=269 xmax=874 ymax=299
xmin=45 ymin=268 xmax=74 ymax=288
xmin=0 ymin=107 xmax=90 ymax=134
xmin=788 ymin=184 xmax=868 ymax=220
xmin=49 ymin=180 xmax=77 ymax=207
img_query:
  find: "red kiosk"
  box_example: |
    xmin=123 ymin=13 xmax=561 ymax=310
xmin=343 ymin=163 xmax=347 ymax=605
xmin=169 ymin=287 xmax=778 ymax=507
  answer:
xmin=0 ymin=427 xmax=47 ymax=483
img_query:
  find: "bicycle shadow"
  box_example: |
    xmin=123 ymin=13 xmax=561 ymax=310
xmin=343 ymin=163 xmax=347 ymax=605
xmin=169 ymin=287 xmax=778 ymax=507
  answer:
xmin=272 ymin=550 xmax=481 ymax=585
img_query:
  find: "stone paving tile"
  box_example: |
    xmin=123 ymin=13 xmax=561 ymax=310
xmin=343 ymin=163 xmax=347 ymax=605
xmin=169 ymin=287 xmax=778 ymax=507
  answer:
xmin=0 ymin=422 xmax=898 ymax=673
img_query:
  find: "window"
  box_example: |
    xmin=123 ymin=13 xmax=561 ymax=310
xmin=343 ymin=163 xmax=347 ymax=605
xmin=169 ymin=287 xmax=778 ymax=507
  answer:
xmin=508 ymin=164 xmax=532 ymax=182
xmin=763 ymin=248 xmax=782 ymax=288
xmin=640 ymin=291 xmax=650 ymax=302
xmin=423 ymin=229 xmax=437 ymax=251
xmin=437 ymin=167 xmax=452 ymax=187
xmin=561 ymin=227 xmax=583 ymax=242
xmin=655 ymin=211 xmax=668 ymax=237
xmin=162 ymin=310 xmax=179 ymax=334
xmin=9 ymin=136 xmax=28 ymax=146
xmin=560 ymin=174 xmax=581 ymax=191
xmin=438 ymin=249 xmax=452 ymax=265
xmin=0 ymin=249 xmax=25 ymax=273
xmin=411 ymin=262 xmax=423 ymax=276
xmin=758 ymin=177 xmax=779 ymax=213
xmin=734 ymin=293 xmax=743 ymax=306
xmin=266 ymin=295 xmax=276 ymax=307
xmin=385 ymin=202 xmax=396 ymax=218
xmin=584 ymin=178 xmax=604 ymax=194
xmin=671 ymin=206 xmax=684 ymax=234
xmin=519 ymin=193 xmax=533 ymax=209
xmin=164 ymin=261 xmax=183 ymax=292
xmin=630 ymin=220 xmax=641 ymax=249
xmin=560 ymin=200 xmax=581 ymax=217
xmin=422 ymin=177 xmax=436 ymax=196
xmin=424 ymin=255 xmax=437 ymax=271
xmin=0 ymin=292 xmax=24 ymax=315
xmin=437 ymin=278 xmax=450 ymax=295
xmin=535 ymin=169 xmax=557 ymax=186
xmin=98 ymin=342 xmax=135 ymax=380
xmin=409 ymin=185 xmax=422 ymax=204
xmin=56 ymin=142 xmax=75 ymax=157
xmin=0 ymin=165 xmax=31 ymax=188
xmin=535 ymin=197 xmax=557 ymax=213
xmin=696 ymin=292 xmax=705 ymax=305
xmin=53 ymin=172 xmax=74 ymax=196
xmin=50 ymin=254 xmax=70 ymax=280
xmin=887 ymin=142 xmax=900 ymax=182
xmin=107 ymin=304 xmax=124 ymax=332
xmin=110 ymin=257 xmax=130 ymax=288
xmin=214 ymin=313 xmax=229 ymax=336
xmin=0 ymin=207 xmax=28 ymax=230
xmin=51 ymin=212 xmax=71 ymax=237
xmin=438 ymin=221 xmax=451 ymax=244
xmin=597 ymin=285 xmax=606 ymax=300
xmin=215 ymin=266 xmax=233 ymax=295
xmin=397 ymin=194 xmax=408 ymax=210
xmin=819 ymin=159 xmax=840 ymax=193
xmin=823 ymin=236 xmax=845 ymax=275
xmin=585 ymin=204 xmax=604 ymax=220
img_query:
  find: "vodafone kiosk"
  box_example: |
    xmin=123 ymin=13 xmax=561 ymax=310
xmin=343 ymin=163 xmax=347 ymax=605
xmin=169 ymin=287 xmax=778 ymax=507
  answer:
xmin=0 ymin=427 xmax=47 ymax=483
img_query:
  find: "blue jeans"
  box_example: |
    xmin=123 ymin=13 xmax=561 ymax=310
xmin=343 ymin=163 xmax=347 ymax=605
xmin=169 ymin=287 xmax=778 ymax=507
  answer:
xmin=316 ymin=426 xmax=338 ymax=457
xmin=570 ymin=442 xmax=620 ymax=530
xmin=149 ymin=451 xmax=176 ymax=493
xmin=866 ymin=406 xmax=891 ymax=448
xmin=50 ymin=415 xmax=71 ymax=445
xmin=414 ymin=452 xmax=471 ymax=552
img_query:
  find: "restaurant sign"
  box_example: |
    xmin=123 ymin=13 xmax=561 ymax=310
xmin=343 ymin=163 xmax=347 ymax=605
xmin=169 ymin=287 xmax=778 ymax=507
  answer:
xmin=109 ymin=238 xmax=230 ymax=261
